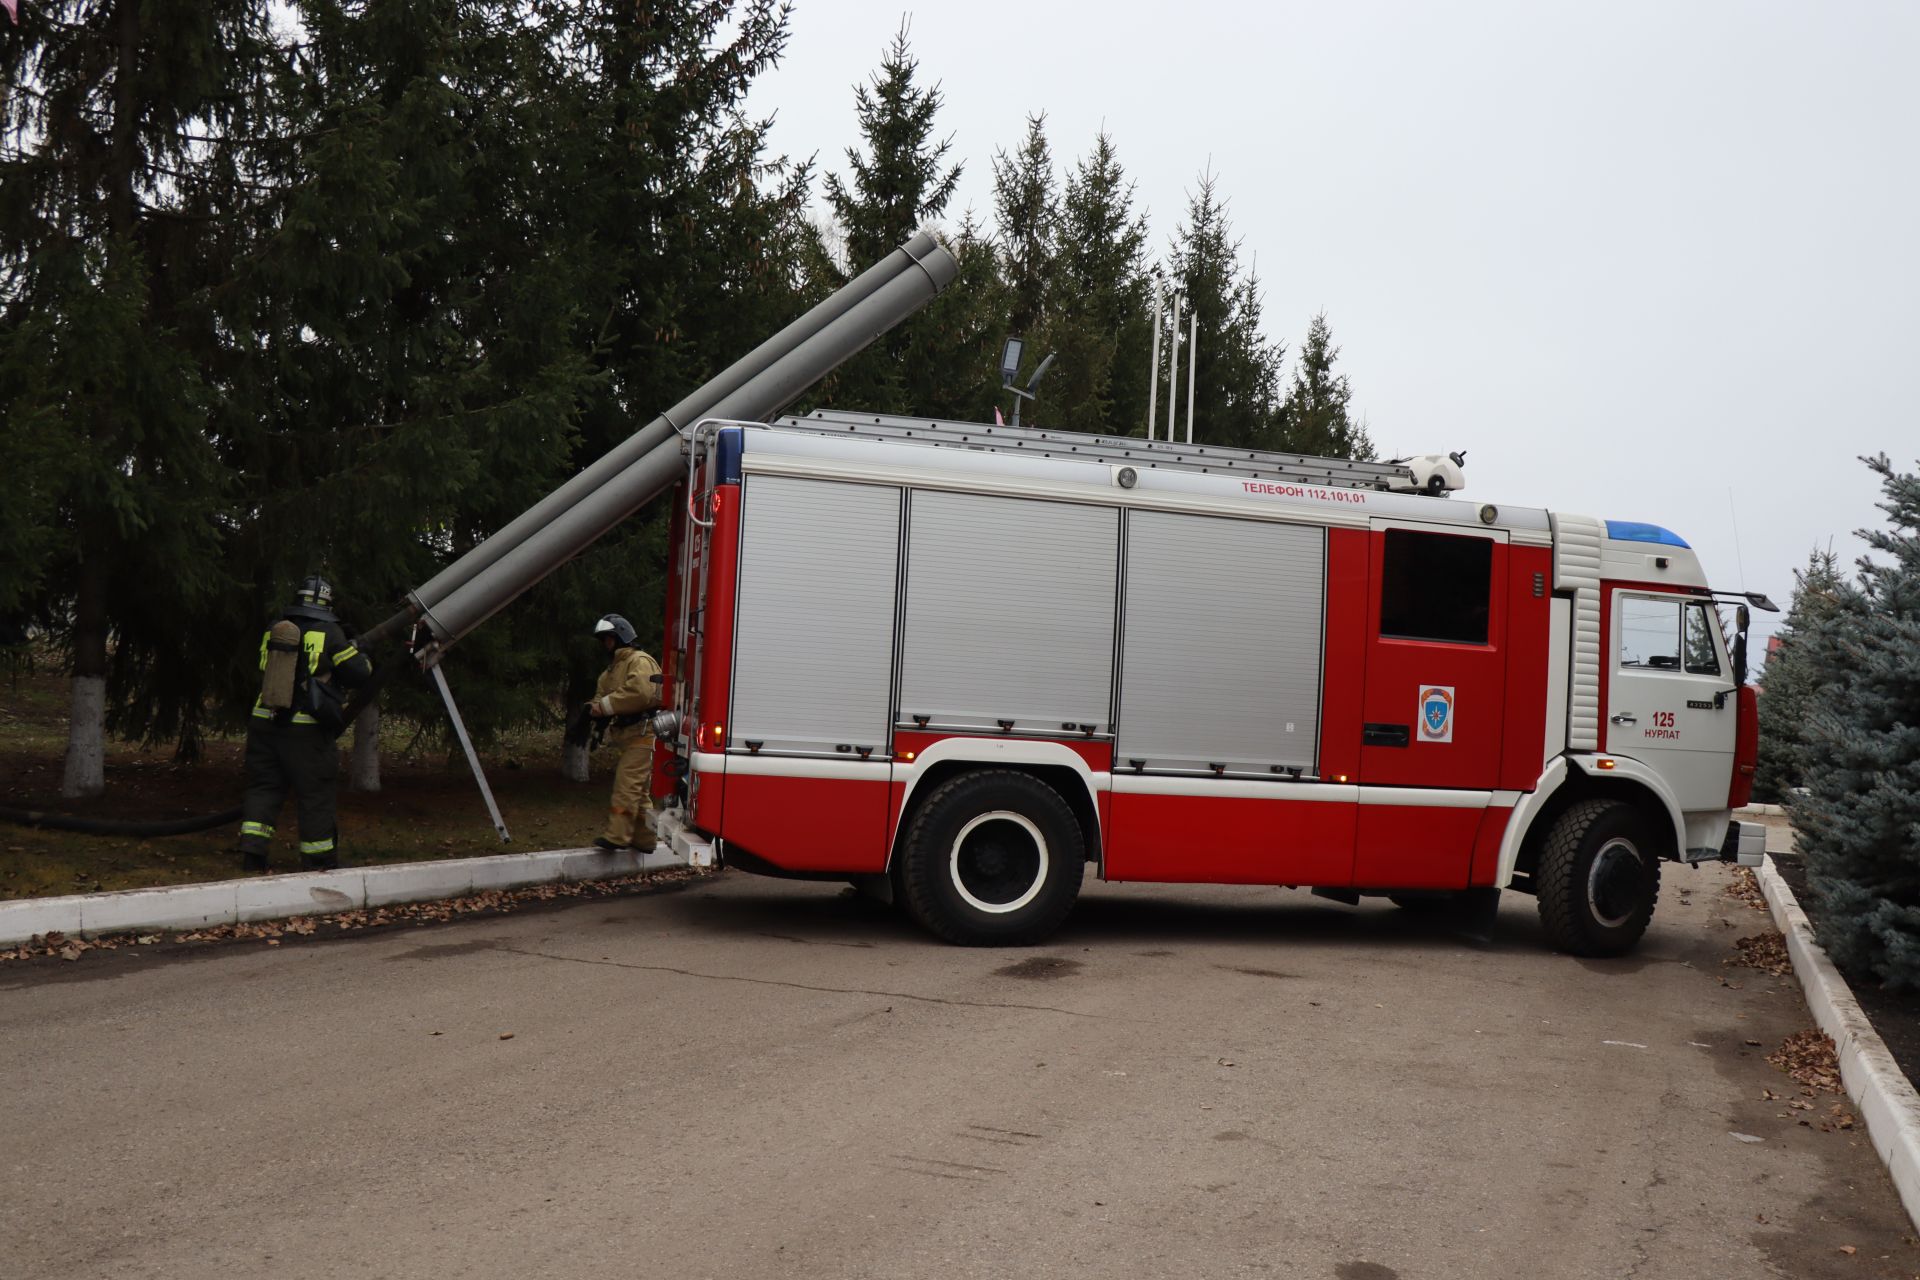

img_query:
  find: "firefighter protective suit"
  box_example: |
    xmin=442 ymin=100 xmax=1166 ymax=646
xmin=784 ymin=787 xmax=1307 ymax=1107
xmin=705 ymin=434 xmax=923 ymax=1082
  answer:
xmin=593 ymin=644 xmax=661 ymax=851
xmin=240 ymin=600 xmax=372 ymax=870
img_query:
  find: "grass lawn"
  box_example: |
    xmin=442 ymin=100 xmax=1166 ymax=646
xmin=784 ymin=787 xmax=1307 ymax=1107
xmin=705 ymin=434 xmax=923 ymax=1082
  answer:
xmin=0 ymin=660 xmax=617 ymax=900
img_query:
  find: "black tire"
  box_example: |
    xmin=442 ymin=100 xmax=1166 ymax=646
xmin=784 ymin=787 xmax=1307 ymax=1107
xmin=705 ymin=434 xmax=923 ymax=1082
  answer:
xmin=898 ymin=770 xmax=1085 ymax=946
xmin=1535 ymin=798 xmax=1663 ymax=956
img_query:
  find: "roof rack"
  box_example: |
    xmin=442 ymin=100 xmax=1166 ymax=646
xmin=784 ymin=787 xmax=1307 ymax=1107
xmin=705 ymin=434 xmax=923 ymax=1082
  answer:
xmin=770 ymin=409 xmax=1459 ymax=494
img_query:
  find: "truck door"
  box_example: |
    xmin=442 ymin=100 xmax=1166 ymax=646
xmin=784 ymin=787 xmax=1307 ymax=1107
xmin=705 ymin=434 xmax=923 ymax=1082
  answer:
xmin=1354 ymin=520 xmax=1509 ymax=888
xmin=1360 ymin=521 xmax=1510 ymax=789
xmin=1605 ymin=590 xmax=1737 ymax=813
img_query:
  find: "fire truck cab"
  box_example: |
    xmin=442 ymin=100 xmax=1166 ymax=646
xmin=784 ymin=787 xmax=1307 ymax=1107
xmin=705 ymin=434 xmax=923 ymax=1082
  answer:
xmin=649 ymin=411 xmax=1764 ymax=956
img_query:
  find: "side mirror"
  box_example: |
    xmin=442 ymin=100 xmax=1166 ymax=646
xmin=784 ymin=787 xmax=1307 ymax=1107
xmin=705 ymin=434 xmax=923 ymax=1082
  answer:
xmin=1732 ymin=605 xmax=1751 ymax=686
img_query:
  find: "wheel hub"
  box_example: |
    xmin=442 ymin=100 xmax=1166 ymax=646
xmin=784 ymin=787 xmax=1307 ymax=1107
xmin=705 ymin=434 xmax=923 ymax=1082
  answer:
xmin=950 ymin=812 xmax=1048 ymax=914
xmin=1588 ymin=838 xmax=1648 ymax=928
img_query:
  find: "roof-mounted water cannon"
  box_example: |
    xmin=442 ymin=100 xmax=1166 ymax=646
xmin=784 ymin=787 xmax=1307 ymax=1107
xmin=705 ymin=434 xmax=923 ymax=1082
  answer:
xmin=1389 ymin=451 xmax=1468 ymax=496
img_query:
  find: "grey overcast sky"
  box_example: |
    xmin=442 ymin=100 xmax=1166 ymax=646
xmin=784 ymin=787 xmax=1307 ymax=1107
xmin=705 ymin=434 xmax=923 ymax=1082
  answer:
xmin=747 ymin=1 xmax=1918 ymax=644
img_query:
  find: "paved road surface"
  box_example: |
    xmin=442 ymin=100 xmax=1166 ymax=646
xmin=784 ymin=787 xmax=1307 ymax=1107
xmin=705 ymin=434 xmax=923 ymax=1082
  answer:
xmin=4 ymin=864 xmax=1915 ymax=1279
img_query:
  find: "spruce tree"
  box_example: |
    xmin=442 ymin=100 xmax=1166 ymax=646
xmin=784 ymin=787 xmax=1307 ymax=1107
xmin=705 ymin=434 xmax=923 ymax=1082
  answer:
xmin=1044 ymin=131 xmax=1151 ymax=436
xmin=1791 ymin=455 xmax=1920 ymax=990
xmin=1754 ymin=546 xmax=1845 ymax=802
xmin=208 ymin=0 xmax=604 ymax=750
xmin=821 ymin=21 xmax=961 ymax=270
xmin=815 ymin=21 xmax=962 ymax=415
xmin=1167 ymin=174 xmax=1285 ymax=450
xmin=526 ymin=0 xmax=807 ymax=759
xmin=992 ymin=113 xmax=1057 ymax=347
xmin=1 ymin=0 xmax=280 ymax=783
xmin=1280 ymin=312 xmax=1374 ymax=459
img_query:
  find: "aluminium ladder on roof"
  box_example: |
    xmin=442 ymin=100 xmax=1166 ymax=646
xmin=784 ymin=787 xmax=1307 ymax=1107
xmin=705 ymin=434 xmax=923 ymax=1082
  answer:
xmin=766 ymin=408 xmax=1421 ymax=492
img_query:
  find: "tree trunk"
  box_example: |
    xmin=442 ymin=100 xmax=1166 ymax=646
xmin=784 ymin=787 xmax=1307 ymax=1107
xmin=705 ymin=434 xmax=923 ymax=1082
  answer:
xmin=59 ymin=0 xmax=142 ymax=802
xmin=61 ymin=676 xmax=107 ymax=798
xmin=61 ymin=559 xmax=110 ymax=798
xmin=349 ymin=703 xmax=381 ymax=793
xmin=561 ymin=739 xmax=590 ymax=784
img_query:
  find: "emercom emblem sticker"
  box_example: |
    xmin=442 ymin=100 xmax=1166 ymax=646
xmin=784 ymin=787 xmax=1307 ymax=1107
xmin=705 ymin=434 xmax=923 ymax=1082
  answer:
xmin=1418 ymin=685 xmax=1455 ymax=743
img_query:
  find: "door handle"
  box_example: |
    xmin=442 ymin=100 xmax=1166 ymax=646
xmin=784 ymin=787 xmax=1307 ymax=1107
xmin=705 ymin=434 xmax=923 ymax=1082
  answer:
xmin=1610 ymin=713 xmax=1637 ymax=725
xmin=1363 ymin=723 xmax=1410 ymax=748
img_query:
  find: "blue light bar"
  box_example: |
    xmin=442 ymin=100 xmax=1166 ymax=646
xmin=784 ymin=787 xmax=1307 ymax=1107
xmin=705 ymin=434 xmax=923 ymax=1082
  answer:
xmin=715 ymin=425 xmax=744 ymax=484
xmin=1605 ymin=520 xmax=1690 ymax=548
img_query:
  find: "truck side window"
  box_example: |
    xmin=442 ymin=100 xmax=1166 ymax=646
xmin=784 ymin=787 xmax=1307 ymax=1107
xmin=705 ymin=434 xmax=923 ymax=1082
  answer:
xmin=1619 ymin=596 xmax=1682 ymax=669
xmin=1683 ymin=602 xmax=1722 ymax=676
xmin=1619 ymin=596 xmax=1723 ymax=676
xmin=1379 ymin=529 xmax=1493 ymax=645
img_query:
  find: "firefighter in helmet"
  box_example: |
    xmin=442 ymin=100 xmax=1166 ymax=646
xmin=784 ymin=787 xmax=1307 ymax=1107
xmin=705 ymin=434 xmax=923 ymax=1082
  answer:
xmin=239 ymin=575 xmax=373 ymax=872
xmin=587 ymin=614 xmax=661 ymax=853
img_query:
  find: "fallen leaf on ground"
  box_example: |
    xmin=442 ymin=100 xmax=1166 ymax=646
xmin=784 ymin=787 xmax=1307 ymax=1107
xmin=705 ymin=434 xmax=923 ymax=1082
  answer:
xmin=498 ymin=1032 xmax=515 ymax=1041
xmin=1724 ymin=867 xmax=1770 ymax=911
xmin=1729 ymin=933 xmax=1792 ymax=977
xmin=1 ymin=867 xmax=711 ymax=963
xmin=1768 ymin=1029 xmax=1843 ymax=1095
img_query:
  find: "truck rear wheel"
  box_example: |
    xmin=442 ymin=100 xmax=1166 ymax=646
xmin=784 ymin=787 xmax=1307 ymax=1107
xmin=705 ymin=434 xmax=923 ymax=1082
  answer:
xmin=1535 ymin=798 xmax=1662 ymax=957
xmin=898 ymin=770 xmax=1085 ymax=946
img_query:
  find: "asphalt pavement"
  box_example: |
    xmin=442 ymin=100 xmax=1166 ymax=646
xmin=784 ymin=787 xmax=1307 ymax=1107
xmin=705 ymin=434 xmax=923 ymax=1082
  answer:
xmin=3 ymin=863 xmax=1916 ymax=1280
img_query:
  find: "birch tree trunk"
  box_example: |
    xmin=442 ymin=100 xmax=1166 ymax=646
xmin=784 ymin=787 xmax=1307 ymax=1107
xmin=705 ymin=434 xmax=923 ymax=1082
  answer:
xmin=561 ymin=738 xmax=591 ymax=783
xmin=61 ymin=561 xmax=109 ymax=798
xmin=349 ymin=703 xmax=381 ymax=792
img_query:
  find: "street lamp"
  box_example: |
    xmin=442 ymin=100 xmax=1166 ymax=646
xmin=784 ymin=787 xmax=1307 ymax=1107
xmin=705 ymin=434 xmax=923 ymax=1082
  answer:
xmin=999 ymin=339 xmax=1055 ymax=427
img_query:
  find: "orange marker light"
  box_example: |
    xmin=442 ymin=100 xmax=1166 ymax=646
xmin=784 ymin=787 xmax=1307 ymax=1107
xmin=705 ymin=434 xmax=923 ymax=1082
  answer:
xmin=898 ymin=750 xmax=916 ymax=762
xmin=1596 ymin=757 xmax=1616 ymax=770
xmin=1335 ymin=774 xmax=1349 ymax=783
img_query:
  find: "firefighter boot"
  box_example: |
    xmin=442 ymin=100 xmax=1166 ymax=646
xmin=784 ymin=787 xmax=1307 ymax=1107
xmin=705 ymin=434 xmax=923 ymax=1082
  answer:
xmin=237 ymin=819 xmax=275 ymax=874
xmin=298 ymin=833 xmax=339 ymax=872
xmin=630 ymin=806 xmax=658 ymax=856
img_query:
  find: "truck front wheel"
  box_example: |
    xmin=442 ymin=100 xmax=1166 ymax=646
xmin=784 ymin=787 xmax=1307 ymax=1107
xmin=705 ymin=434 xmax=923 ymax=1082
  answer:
xmin=1535 ymin=798 xmax=1662 ymax=956
xmin=898 ymin=770 xmax=1085 ymax=946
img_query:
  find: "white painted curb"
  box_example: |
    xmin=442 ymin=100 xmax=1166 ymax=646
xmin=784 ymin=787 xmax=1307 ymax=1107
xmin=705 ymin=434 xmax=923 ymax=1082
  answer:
xmin=0 ymin=847 xmax=688 ymax=948
xmin=1755 ymin=854 xmax=1920 ymax=1233
xmin=1736 ymin=803 xmax=1787 ymax=817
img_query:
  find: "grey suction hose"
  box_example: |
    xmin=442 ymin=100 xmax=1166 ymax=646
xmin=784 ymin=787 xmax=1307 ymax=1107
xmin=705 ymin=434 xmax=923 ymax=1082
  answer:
xmin=361 ymin=231 xmax=954 ymax=652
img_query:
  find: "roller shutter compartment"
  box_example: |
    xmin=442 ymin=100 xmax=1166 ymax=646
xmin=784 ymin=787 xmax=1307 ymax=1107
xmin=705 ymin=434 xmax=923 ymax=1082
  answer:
xmin=1118 ymin=511 xmax=1325 ymax=774
xmin=899 ymin=491 xmax=1119 ymax=733
xmin=730 ymin=475 xmax=901 ymax=754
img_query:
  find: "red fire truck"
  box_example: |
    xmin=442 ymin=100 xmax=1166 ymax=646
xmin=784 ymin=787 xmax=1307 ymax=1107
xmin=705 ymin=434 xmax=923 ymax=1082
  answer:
xmin=645 ymin=410 xmax=1766 ymax=956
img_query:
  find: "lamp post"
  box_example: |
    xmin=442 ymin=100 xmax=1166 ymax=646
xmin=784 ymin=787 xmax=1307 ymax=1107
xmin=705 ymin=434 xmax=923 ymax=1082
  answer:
xmin=999 ymin=337 xmax=1055 ymax=427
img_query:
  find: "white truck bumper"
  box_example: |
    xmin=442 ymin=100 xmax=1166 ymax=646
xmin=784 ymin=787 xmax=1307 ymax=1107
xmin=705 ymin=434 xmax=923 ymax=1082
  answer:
xmin=1729 ymin=819 xmax=1766 ymax=868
